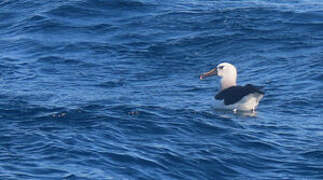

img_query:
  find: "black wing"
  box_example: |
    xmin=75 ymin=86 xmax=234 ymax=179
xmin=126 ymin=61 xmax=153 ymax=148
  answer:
xmin=215 ymin=84 xmax=264 ymax=105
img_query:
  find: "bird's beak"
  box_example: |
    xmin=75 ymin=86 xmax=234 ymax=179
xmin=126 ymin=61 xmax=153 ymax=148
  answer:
xmin=200 ymin=68 xmax=217 ymax=80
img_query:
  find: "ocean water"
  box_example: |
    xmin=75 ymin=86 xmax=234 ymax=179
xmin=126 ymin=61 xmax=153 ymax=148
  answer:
xmin=0 ymin=0 xmax=322 ymax=179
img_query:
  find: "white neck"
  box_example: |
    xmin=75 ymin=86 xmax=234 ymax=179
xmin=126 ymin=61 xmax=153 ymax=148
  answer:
xmin=221 ymin=76 xmax=236 ymax=90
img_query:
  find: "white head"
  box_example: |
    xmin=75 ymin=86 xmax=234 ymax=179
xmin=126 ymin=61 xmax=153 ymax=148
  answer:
xmin=200 ymin=62 xmax=237 ymax=90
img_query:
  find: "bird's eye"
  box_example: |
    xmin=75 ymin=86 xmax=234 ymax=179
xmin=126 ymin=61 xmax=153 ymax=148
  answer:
xmin=218 ymin=66 xmax=224 ymax=70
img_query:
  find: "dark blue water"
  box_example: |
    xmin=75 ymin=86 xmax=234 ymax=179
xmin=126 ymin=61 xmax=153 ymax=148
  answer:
xmin=1 ymin=0 xmax=323 ymax=179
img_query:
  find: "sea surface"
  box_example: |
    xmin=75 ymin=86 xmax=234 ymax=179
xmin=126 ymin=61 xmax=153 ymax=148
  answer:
xmin=0 ymin=0 xmax=323 ymax=179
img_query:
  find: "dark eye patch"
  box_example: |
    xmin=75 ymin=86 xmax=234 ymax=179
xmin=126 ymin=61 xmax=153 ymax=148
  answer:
xmin=218 ymin=66 xmax=224 ymax=70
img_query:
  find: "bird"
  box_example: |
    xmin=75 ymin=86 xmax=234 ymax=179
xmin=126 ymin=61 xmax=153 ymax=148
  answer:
xmin=200 ymin=62 xmax=264 ymax=112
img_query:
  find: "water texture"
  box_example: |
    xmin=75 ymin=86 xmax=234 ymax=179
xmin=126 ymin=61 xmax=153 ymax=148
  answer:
xmin=0 ymin=0 xmax=322 ymax=179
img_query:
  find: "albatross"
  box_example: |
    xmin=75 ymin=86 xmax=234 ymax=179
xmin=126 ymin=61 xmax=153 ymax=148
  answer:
xmin=200 ymin=62 xmax=264 ymax=112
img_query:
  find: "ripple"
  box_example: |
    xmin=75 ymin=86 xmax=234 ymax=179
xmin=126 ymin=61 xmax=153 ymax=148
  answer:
xmin=300 ymin=150 xmax=323 ymax=161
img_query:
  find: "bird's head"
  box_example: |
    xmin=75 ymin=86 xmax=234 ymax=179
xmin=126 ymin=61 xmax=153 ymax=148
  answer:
xmin=200 ymin=62 xmax=237 ymax=90
xmin=200 ymin=62 xmax=237 ymax=80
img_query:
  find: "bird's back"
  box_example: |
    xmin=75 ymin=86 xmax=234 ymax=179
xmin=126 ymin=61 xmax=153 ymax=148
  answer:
xmin=215 ymin=84 xmax=264 ymax=106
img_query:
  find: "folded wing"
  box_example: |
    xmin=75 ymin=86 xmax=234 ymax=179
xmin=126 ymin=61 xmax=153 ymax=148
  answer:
xmin=215 ymin=84 xmax=264 ymax=105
